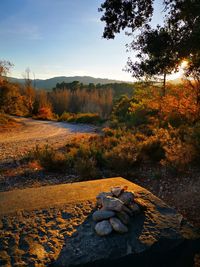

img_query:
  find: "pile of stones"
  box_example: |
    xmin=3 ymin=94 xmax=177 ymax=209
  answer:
xmin=93 ymin=186 xmax=141 ymax=236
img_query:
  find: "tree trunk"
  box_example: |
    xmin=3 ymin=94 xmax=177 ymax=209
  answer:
xmin=163 ymin=72 xmax=166 ymax=96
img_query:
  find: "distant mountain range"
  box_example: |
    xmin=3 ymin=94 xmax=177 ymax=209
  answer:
xmin=8 ymin=76 xmax=131 ymax=90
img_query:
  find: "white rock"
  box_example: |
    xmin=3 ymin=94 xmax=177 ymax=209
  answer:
xmin=95 ymin=220 xmax=113 ymax=236
xmin=96 ymin=192 xmax=113 ymax=206
xmin=102 ymin=196 xmax=124 ymax=212
xmin=92 ymin=210 xmax=115 ymax=222
xmin=110 ymin=186 xmax=123 ymax=197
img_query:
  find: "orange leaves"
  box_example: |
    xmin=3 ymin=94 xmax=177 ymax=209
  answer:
xmin=37 ymin=106 xmax=53 ymax=120
xmin=160 ymin=85 xmax=199 ymax=123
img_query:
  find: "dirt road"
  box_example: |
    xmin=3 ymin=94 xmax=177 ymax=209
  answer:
xmin=0 ymin=117 xmax=96 ymax=163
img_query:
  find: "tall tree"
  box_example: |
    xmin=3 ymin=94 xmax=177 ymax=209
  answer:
xmin=127 ymin=26 xmax=179 ymax=95
xmin=99 ymin=0 xmax=200 ymax=87
xmin=22 ymin=67 xmax=35 ymax=114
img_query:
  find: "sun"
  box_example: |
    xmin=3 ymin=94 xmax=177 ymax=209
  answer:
xmin=180 ymin=59 xmax=189 ymax=69
xmin=168 ymin=59 xmax=189 ymax=80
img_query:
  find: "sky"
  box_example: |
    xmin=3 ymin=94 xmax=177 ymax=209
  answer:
xmin=0 ymin=0 xmax=166 ymax=81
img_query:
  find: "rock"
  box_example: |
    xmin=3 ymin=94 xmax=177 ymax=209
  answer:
xmin=109 ymin=217 xmax=128 ymax=233
xmin=122 ymin=205 xmax=133 ymax=216
xmin=96 ymin=192 xmax=113 ymax=206
xmin=129 ymin=203 xmax=140 ymax=214
xmin=116 ymin=211 xmax=130 ymax=225
xmin=92 ymin=210 xmax=115 ymax=222
xmin=118 ymin=191 xmax=134 ymax=205
xmin=102 ymin=196 xmax=124 ymax=212
xmin=110 ymin=186 xmax=123 ymax=197
xmin=95 ymin=220 xmax=113 ymax=236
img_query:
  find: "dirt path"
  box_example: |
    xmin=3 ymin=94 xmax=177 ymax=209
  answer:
xmin=0 ymin=117 xmax=96 ymax=164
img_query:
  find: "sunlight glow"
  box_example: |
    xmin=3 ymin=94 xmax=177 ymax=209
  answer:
xmin=168 ymin=59 xmax=189 ymax=80
xmin=180 ymin=59 xmax=189 ymax=69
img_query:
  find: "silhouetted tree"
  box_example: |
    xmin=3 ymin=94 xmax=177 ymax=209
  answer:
xmin=99 ymin=0 xmax=200 ymax=88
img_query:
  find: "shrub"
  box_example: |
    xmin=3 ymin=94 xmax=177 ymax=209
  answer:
xmin=105 ymin=142 xmax=139 ymax=174
xmin=29 ymin=145 xmax=71 ymax=172
xmin=35 ymin=107 xmax=53 ymax=120
xmin=74 ymin=157 xmax=100 ymax=180
xmin=139 ymin=136 xmax=165 ymax=162
xmin=59 ymin=112 xmax=71 ymax=121
xmin=59 ymin=112 xmax=102 ymax=124
xmin=0 ymin=113 xmax=20 ymax=130
xmin=161 ymin=138 xmax=196 ymax=170
xmin=75 ymin=113 xmax=101 ymax=124
xmin=0 ymin=113 xmax=10 ymax=125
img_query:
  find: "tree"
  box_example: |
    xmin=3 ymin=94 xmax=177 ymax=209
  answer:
xmin=99 ymin=0 xmax=153 ymax=39
xmin=22 ymin=67 xmax=35 ymax=114
xmin=127 ymin=26 xmax=179 ymax=95
xmin=0 ymin=60 xmax=13 ymax=83
xmin=99 ymin=0 xmax=200 ymax=87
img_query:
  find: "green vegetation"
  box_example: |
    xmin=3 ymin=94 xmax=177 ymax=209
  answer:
xmin=8 ymin=75 xmax=132 ymax=90
xmin=59 ymin=112 xmax=102 ymax=124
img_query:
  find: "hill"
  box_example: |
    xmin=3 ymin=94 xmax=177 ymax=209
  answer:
xmin=8 ymin=76 xmax=132 ymax=90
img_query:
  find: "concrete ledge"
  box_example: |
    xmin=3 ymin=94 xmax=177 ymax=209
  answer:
xmin=0 ymin=177 xmax=142 ymax=216
xmin=0 ymin=178 xmax=199 ymax=267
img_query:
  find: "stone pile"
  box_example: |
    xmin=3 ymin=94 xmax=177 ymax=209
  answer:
xmin=93 ymin=186 xmax=141 ymax=236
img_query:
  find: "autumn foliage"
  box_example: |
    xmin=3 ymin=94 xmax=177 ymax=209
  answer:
xmin=30 ymin=81 xmax=200 ymax=177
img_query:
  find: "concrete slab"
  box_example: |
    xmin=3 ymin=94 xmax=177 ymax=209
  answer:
xmin=0 ymin=177 xmax=142 ymax=216
xmin=0 ymin=178 xmax=199 ymax=267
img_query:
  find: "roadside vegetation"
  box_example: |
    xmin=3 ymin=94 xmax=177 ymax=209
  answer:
xmin=0 ymin=113 xmax=21 ymax=132
xmin=26 ymin=81 xmax=200 ymax=180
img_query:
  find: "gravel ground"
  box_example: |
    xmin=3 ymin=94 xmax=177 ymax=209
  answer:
xmin=0 ymin=117 xmax=96 ymax=164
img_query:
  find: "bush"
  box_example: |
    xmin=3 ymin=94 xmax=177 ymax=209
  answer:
xmin=29 ymin=145 xmax=71 ymax=172
xmin=59 ymin=112 xmax=72 ymax=121
xmin=59 ymin=112 xmax=102 ymax=124
xmin=105 ymin=141 xmax=139 ymax=174
xmin=161 ymin=138 xmax=196 ymax=170
xmin=0 ymin=113 xmax=10 ymax=125
xmin=0 ymin=113 xmax=20 ymax=130
xmin=139 ymin=136 xmax=165 ymax=162
xmin=74 ymin=157 xmax=100 ymax=180
xmin=34 ymin=107 xmax=53 ymax=120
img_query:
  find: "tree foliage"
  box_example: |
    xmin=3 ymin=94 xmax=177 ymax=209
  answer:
xmin=99 ymin=0 xmax=153 ymax=39
xmin=99 ymin=0 xmax=200 ymax=84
